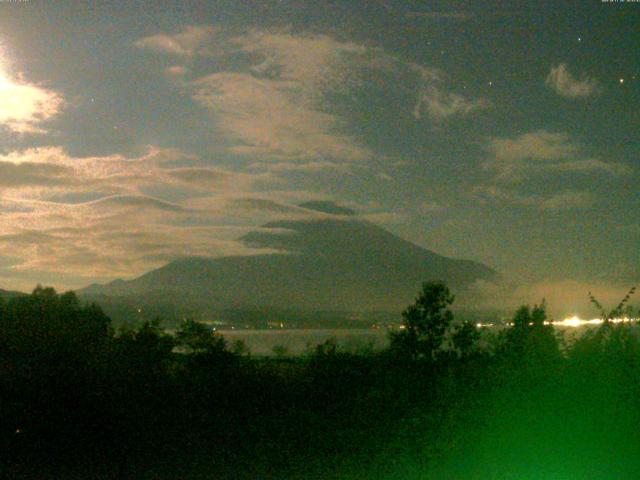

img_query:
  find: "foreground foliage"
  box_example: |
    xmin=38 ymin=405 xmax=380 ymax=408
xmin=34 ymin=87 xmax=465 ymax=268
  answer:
xmin=0 ymin=284 xmax=639 ymax=479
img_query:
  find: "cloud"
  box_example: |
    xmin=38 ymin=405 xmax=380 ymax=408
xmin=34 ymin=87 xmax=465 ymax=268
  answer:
xmin=536 ymin=191 xmax=595 ymax=211
xmin=361 ymin=211 xmax=410 ymax=225
xmin=165 ymin=65 xmax=190 ymax=77
xmin=0 ymin=161 xmax=75 ymax=188
xmin=191 ymin=72 xmax=371 ymax=161
xmin=134 ymin=25 xmax=217 ymax=56
xmin=545 ymin=64 xmax=600 ymax=98
xmin=413 ymin=86 xmax=487 ymax=121
xmin=248 ymin=160 xmax=353 ymax=174
xmin=0 ymin=145 xmax=347 ymax=285
xmin=419 ymin=201 xmax=446 ymax=213
xmin=138 ymin=27 xmax=485 ymax=161
xmin=0 ymin=72 xmax=63 ymax=133
xmin=473 ymin=185 xmax=595 ymax=211
xmin=0 ymin=146 xmax=271 ymax=198
xmin=405 ymin=11 xmax=471 ymax=21
xmin=485 ymin=130 xmax=627 ymax=181
xmin=82 ymin=194 xmax=188 ymax=213
xmin=409 ymin=63 xmax=487 ymax=122
xmin=376 ymin=172 xmax=393 ymax=181
xmin=490 ymin=130 xmax=578 ymax=163
xmin=184 ymin=29 xmax=374 ymax=161
xmin=545 ymin=158 xmax=629 ymax=176
xmin=0 ymin=191 xmax=321 ymax=285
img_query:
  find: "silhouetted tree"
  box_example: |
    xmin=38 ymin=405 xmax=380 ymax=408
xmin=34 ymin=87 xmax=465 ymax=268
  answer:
xmin=500 ymin=302 xmax=560 ymax=365
xmin=389 ymin=281 xmax=455 ymax=360
xmin=112 ymin=317 xmax=174 ymax=379
xmin=452 ymin=320 xmax=481 ymax=358
xmin=0 ymin=286 xmax=112 ymax=374
xmin=272 ymin=344 xmax=289 ymax=358
xmin=176 ymin=318 xmax=227 ymax=354
xmin=572 ymin=287 xmax=638 ymax=361
xmin=589 ymin=286 xmax=636 ymax=327
xmin=231 ymin=339 xmax=250 ymax=356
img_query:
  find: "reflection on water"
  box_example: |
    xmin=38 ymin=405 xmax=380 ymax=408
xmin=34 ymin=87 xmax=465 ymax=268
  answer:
xmin=220 ymin=328 xmax=389 ymax=356
xmin=208 ymin=316 xmax=640 ymax=356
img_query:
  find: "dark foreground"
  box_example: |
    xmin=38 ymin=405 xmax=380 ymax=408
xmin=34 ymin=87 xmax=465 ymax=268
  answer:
xmin=1 ymin=286 xmax=640 ymax=479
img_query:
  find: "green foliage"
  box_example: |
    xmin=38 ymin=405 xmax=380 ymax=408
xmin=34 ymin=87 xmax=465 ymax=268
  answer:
xmin=499 ymin=302 xmax=561 ymax=365
xmin=389 ymin=281 xmax=457 ymax=360
xmin=572 ymin=286 xmax=639 ymax=362
xmin=4 ymin=283 xmax=640 ymax=479
xmin=313 ymin=337 xmax=338 ymax=357
xmin=272 ymin=344 xmax=289 ymax=358
xmin=0 ymin=286 xmax=112 ymax=375
xmin=112 ymin=317 xmax=175 ymax=377
xmin=175 ymin=318 xmax=227 ymax=353
xmin=452 ymin=320 xmax=481 ymax=357
xmin=589 ymin=286 xmax=636 ymax=324
xmin=231 ymin=338 xmax=250 ymax=356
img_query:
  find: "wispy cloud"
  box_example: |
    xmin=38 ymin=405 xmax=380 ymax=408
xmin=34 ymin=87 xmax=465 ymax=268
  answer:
xmin=137 ymin=27 xmax=486 ymax=161
xmin=0 ymin=192 xmax=321 ymax=285
xmin=485 ymin=130 xmax=627 ymax=181
xmin=0 ymin=145 xmax=354 ymax=285
xmin=134 ymin=25 xmax=218 ymax=57
xmin=476 ymin=130 xmax=627 ymax=211
xmin=409 ymin=64 xmax=488 ymax=122
xmin=0 ymin=146 xmax=273 ymax=198
xmin=191 ymin=71 xmax=371 ymax=161
xmin=413 ymin=86 xmax=487 ymax=121
xmin=473 ymin=185 xmax=596 ymax=211
xmin=405 ymin=11 xmax=471 ymax=21
xmin=247 ymin=160 xmax=353 ymax=174
xmin=185 ymin=29 xmax=373 ymax=161
xmin=545 ymin=64 xmax=600 ymax=99
xmin=537 ymin=191 xmax=595 ymax=211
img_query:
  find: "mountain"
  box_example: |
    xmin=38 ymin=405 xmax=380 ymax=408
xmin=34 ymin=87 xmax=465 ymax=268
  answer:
xmin=81 ymin=204 xmax=498 ymax=322
xmin=0 ymin=288 xmax=26 ymax=300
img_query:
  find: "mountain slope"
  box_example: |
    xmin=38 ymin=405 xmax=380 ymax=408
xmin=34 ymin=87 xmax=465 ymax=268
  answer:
xmin=0 ymin=288 xmax=26 ymax=301
xmin=81 ymin=211 xmax=498 ymax=316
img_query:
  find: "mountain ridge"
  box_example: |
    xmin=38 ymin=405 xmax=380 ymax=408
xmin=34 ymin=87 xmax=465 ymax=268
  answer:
xmin=80 ymin=209 xmax=498 ymax=319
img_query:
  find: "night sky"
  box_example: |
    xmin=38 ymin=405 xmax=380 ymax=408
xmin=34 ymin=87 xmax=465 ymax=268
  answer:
xmin=0 ymin=1 xmax=638 ymax=309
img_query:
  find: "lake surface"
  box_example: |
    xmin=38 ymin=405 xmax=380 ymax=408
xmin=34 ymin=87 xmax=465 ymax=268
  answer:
xmin=220 ymin=328 xmax=390 ymax=356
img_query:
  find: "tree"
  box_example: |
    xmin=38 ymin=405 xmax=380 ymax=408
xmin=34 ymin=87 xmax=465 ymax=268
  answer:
xmin=572 ymin=286 xmax=638 ymax=360
xmin=176 ymin=318 xmax=227 ymax=354
xmin=1 ymin=286 xmax=113 ymax=367
xmin=500 ymin=302 xmax=560 ymax=365
xmin=112 ymin=317 xmax=175 ymax=376
xmin=389 ymin=281 xmax=456 ymax=360
xmin=272 ymin=344 xmax=289 ymax=358
xmin=589 ymin=286 xmax=636 ymax=327
xmin=452 ymin=320 xmax=481 ymax=358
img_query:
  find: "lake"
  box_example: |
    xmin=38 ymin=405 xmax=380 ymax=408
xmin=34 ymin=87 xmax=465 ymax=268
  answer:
xmin=219 ymin=328 xmax=390 ymax=356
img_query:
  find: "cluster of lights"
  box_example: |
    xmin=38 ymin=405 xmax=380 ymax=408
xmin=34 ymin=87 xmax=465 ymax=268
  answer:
xmin=475 ymin=316 xmax=637 ymax=329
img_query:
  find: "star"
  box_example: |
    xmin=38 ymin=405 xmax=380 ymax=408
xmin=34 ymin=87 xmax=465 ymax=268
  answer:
xmin=488 ymin=81 xmax=493 ymax=87
xmin=619 ymin=78 xmax=624 ymax=84
xmin=577 ymin=36 xmax=582 ymax=42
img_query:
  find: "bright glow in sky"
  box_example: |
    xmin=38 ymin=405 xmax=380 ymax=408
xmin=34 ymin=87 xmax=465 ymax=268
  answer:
xmin=0 ymin=58 xmax=62 ymax=133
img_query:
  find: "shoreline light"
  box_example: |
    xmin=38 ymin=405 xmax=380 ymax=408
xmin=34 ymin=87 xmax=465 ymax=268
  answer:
xmin=474 ymin=316 xmax=637 ymax=328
